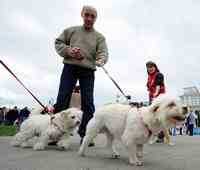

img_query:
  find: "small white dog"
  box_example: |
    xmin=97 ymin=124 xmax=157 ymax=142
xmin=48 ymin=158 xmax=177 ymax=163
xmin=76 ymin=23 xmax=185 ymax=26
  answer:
xmin=11 ymin=107 xmax=82 ymax=150
xmin=78 ymin=94 xmax=187 ymax=166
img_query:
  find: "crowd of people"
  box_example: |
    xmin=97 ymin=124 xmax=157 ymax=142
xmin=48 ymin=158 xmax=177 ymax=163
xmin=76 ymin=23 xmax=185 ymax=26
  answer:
xmin=0 ymin=106 xmax=30 ymax=126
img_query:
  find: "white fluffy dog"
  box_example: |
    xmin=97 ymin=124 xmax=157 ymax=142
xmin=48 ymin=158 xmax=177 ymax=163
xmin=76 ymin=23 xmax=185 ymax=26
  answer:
xmin=78 ymin=94 xmax=187 ymax=166
xmin=11 ymin=108 xmax=82 ymax=150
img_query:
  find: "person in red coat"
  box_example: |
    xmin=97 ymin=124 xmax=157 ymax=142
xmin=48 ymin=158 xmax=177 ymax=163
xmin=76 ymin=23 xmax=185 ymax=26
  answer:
xmin=146 ymin=61 xmax=165 ymax=104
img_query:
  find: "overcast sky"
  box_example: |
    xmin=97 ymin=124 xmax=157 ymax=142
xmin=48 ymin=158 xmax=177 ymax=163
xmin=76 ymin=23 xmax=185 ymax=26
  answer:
xmin=1 ymin=0 xmax=200 ymax=108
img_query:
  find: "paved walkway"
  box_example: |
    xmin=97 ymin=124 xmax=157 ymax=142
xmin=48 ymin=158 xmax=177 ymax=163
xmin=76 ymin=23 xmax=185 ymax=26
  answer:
xmin=0 ymin=135 xmax=200 ymax=170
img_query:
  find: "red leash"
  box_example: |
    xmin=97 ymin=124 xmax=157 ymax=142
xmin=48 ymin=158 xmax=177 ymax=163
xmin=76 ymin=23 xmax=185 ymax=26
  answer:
xmin=0 ymin=59 xmax=46 ymax=109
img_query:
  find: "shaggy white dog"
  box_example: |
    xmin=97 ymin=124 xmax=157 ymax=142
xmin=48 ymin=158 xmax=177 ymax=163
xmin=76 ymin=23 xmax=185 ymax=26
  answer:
xmin=11 ymin=108 xmax=82 ymax=150
xmin=78 ymin=94 xmax=187 ymax=166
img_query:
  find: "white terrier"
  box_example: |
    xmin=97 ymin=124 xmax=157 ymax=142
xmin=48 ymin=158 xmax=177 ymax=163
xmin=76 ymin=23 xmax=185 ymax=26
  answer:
xmin=78 ymin=94 xmax=187 ymax=166
xmin=11 ymin=108 xmax=82 ymax=150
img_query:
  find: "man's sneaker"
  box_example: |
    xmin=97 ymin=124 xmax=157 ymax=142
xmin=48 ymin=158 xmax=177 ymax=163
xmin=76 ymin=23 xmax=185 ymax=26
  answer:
xmin=48 ymin=141 xmax=57 ymax=145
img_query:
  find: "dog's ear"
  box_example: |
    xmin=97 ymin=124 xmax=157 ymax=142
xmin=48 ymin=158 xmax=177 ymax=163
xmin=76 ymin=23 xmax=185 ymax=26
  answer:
xmin=167 ymin=101 xmax=176 ymax=108
xmin=150 ymin=103 xmax=160 ymax=114
xmin=60 ymin=109 xmax=71 ymax=119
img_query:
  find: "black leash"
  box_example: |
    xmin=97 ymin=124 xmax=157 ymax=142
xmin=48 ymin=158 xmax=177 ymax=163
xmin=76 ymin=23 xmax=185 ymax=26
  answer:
xmin=0 ymin=59 xmax=46 ymax=109
xmin=101 ymin=66 xmax=131 ymax=101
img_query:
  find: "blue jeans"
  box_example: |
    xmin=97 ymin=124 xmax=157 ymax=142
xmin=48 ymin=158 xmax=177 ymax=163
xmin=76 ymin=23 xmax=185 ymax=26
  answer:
xmin=54 ymin=64 xmax=95 ymax=137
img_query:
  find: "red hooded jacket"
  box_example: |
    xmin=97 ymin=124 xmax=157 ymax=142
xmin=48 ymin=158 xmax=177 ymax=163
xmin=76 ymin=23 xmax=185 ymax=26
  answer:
xmin=147 ymin=71 xmax=165 ymax=101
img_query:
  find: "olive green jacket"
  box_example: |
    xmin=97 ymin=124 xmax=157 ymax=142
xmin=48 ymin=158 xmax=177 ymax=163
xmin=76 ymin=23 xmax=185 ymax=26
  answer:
xmin=55 ymin=26 xmax=109 ymax=70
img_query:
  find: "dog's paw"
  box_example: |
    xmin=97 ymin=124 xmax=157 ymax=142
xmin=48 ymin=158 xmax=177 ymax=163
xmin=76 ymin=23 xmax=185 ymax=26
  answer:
xmin=111 ymin=154 xmax=120 ymax=159
xmin=21 ymin=142 xmax=32 ymax=148
xmin=10 ymin=140 xmax=21 ymax=147
xmin=78 ymin=149 xmax=85 ymax=157
xmin=57 ymin=141 xmax=70 ymax=150
xmin=129 ymin=159 xmax=143 ymax=166
xmin=135 ymin=161 xmax=144 ymax=166
xmin=167 ymin=142 xmax=175 ymax=146
xmin=33 ymin=143 xmax=45 ymax=150
xmin=57 ymin=140 xmax=64 ymax=147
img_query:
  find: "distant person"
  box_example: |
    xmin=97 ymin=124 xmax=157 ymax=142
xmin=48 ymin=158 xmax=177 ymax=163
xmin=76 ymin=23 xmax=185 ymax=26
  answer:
xmin=0 ymin=108 xmax=4 ymax=124
xmin=5 ymin=106 xmax=19 ymax=125
xmin=19 ymin=107 xmax=30 ymax=123
xmin=187 ymin=110 xmax=197 ymax=136
xmin=1 ymin=107 xmax=7 ymax=124
xmin=179 ymin=126 xmax=183 ymax=135
xmin=195 ymin=110 xmax=200 ymax=127
xmin=53 ymin=5 xmax=109 ymax=145
xmin=178 ymin=106 xmax=187 ymax=136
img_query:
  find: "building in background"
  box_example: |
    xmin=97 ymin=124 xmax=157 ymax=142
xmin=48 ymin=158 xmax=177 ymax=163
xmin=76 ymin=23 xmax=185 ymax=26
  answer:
xmin=179 ymin=86 xmax=200 ymax=111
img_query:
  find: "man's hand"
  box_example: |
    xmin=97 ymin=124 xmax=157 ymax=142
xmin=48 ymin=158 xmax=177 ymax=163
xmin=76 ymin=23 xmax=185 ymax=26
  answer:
xmin=95 ymin=58 xmax=105 ymax=67
xmin=41 ymin=106 xmax=55 ymax=114
xmin=66 ymin=47 xmax=84 ymax=60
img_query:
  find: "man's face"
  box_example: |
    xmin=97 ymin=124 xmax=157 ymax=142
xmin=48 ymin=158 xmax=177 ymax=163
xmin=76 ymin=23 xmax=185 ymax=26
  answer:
xmin=82 ymin=9 xmax=96 ymax=30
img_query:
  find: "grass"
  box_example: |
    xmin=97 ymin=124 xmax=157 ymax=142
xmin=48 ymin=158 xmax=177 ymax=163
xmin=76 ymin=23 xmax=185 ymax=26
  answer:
xmin=0 ymin=124 xmax=18 ymax=136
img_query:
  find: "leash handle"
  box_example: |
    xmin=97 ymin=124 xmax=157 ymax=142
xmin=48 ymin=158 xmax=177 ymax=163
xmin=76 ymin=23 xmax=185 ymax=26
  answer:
xmin=101 ymin=66 xmax=130 ymax=101
xmin=0 ymin=60 xmax=46 ymax=109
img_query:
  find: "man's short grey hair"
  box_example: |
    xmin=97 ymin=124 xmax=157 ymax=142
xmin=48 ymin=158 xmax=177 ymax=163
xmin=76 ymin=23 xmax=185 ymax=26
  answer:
xmin=81 ymin=5 xmax=97 ymax=18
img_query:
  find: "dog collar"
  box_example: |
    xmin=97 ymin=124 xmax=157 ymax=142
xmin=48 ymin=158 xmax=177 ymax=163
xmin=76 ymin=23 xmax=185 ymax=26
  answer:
xmin=50 ymin=116 xmax=65 ymax=135
xmin=140 ymin=116 xmax=152 ymax=138
xmin=138 ymin=109 xmax=164 ymax=136
xmin=137 ymin=110 xmax=152 ymax=138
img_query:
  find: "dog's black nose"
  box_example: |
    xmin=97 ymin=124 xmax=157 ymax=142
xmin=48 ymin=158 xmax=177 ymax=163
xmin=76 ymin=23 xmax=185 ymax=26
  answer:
xmin=77 ymin=121 xmax=80 ymax=124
